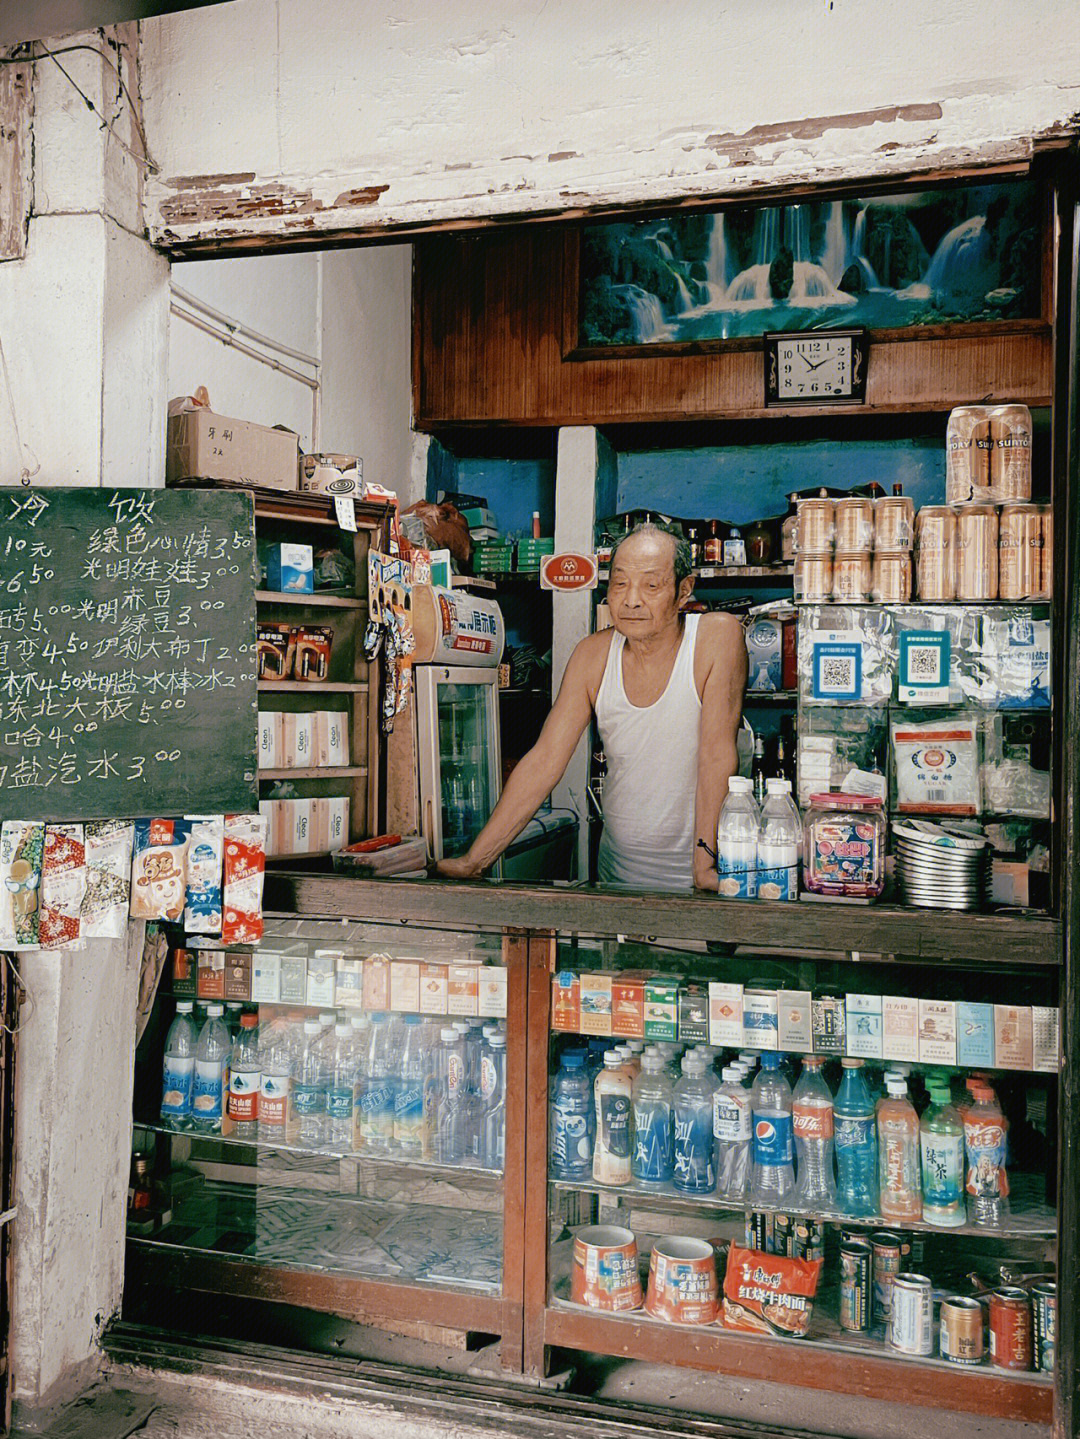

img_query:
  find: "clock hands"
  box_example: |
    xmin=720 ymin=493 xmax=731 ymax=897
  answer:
xmin=798 ymin=351 xmax=836 ymax=372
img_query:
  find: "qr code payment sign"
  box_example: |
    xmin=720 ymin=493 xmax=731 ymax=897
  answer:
xmin=906 ymin=644 xmax=943 ymax=685
xmin=899 ymin=630 xmax=951 ymax=703
xmin=811 ymin=642 xmax=862 ymax=700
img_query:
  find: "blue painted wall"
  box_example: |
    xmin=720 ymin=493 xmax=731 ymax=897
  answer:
xmin=430 ymin=452 xmax=556 ymax=539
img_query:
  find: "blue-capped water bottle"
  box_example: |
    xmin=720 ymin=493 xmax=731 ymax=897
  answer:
xmin=631 ymin=1051 xmax=674 ymax=1185
xmin=550 ymin=1053 xmax=594 ymax=1180
xmin=673 ymin=1051 xmax=716 ymax=1194
xmin=834 ymin=1057 xmax=879 ymax=1217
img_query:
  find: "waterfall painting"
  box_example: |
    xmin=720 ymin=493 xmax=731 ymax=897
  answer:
xmin=577 ymin=180 xmax=1042 ymax=349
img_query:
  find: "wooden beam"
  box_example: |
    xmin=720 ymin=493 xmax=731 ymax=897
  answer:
xmin=0 ymin=63 xmax=31 ymax=263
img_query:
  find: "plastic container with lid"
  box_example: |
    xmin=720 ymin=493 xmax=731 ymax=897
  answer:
xmin=803 ymin=794 xmax=886 ymax=898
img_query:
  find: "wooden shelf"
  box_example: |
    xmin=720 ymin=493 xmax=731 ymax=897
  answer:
xmin=598 ymin=565 xmax=793 ymax=582
xmin=743 ymin=689 xmax=796 ymax=704
xmin=257 ymin=681 xmax=368 ymax=693
xmin=256 ymin=589 xmax=365 ymax=610
xmin=259 ymin=766 xmax=367 ymax=780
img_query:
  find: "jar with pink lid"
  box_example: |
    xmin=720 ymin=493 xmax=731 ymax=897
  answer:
xmin=803 ymin=794 xmax=886 ymax=899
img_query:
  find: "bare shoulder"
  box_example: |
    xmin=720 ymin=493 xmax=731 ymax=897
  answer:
xmin=696 ymin=611 xmax=746 ymax=659
xmin=563 ymin=627 xmax=615 ymax=699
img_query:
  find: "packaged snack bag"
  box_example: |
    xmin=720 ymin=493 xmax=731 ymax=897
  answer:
xmin=184 ymin=815 xmax=225 ymax=933
xmin=221 ymin=814 xmax=267 ymax=945
xmin=721 ymin=1244 xmax=822 ymax=1338
xmin=130 ymin=820 xmax=191 ymax=921
xmin=39 ymin=825 xmax=87 ymax=950
xmin=81 ymin=822 xmax=135 ymax=939
xmin=0 ymin=821 xmax=45 ymax=948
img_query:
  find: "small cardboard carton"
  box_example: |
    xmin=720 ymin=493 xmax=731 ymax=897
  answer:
xmin=166 ymin=409 xmax=298 ymax=491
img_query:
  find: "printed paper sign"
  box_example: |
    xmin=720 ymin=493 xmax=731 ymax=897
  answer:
xmin=540 ymin=552 xmax=599 ymax=592
xmin=899 ymin=631 xmax=950 ymax=704
xmin=811 ymin=641 xmax=862 ymax=701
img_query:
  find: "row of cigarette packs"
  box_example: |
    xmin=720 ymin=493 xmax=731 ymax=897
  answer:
xmin=257 ymin=797 xmax=349 ymax=857
xmin=258 ymin=710 xmax=349 ymax=770
xmin=175 ymin=946 xmax=507 ymax=1017
xmin=552 ymin=973 xmax=1060 ymax=1072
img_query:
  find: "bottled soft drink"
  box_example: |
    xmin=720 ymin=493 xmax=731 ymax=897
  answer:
xmin=920 ymin=1080 xmax=965 ymax=1227
xmin=191 ymin=1003 xmax=230 ymax=1134
xmin=463 ymin=1024 xmax=487 ymax=1163
xmin=480 ymin=1032 xmax=506 ymax=1171
xmin=593 ymin=1051 xmax=632 ymax=1186
xmin=749 ymin=1051 xmax=795 ymax=1203
xmin=963 ymin=1083 xmax=1010 ymax=1226
xmin=716 ymin=776 xmax=760 ymax=899
xmin=877 ymin=1076 xmax=922 ymax=1222
xmin=673 ymin=1051 xmax=716 ymax=1193
xmin=550 ymin=1053 xmax=594 ymax=1180
xmin=226 ymin=1012 xmax=260 ymax=1141
xmin=325 ymin=1021 xmax=357 ymax=1151
xmin=358 ymin=1013 xmax=396 ymax=1152
xmin=757 ymin=778 xmax=801 ymax=902
xmin=258 ymin=1015 xmax=294 ymax=1144
xmin=631 ymin=1051 xmax=674 ymax=1185
xmin=714 ymin=1064 xmax=752 ymax=1201
xmin=294 ymin=1017 xmax=328 ymax=1148
xmin=421 ymin=1026 xmax=444 ymax=1161
xmin=160 ymin=1000 xmax=197 ymax=1130
xmin=436 ymin=1025 xmax=469 ymax=1164
xmin=792 ymin=1055 xmax=836 ymax=1207
xmin=834 ymin=1058 xmax=877 ymax=1216
xmin=394 ymin=1015 xmax=425 ymax=1156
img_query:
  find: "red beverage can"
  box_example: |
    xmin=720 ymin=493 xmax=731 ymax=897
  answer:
xmin=989 ymin=1287 xmax=1033 ymax=1370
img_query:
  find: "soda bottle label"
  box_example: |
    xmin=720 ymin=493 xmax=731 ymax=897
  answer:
xmin=674 ymin=1106 xmax=716 ymax=1191
xmin=964 ymin=1120 xmax=1008 ymax=1198
xmin=161 ymin=1056 xmax=194 ymax=1116
xmin=632 ymin=1100 xmax=673 ymax=1182
xmin=551 ymin=1102 xmax=590 ymax=1171
xmin=191 ymin=1059 xmax=224 ymax=1121
xmin=227 ymin=1069 xmax=259 ymax=1123
xmin=717 ymin=851 xmax=757 ymax=899
xmin=752 ymin=1112 xmax=793 ymax=1165
xmin=835 ymin=1114 xmax=874 ymax=1149
xmin=293 ymin=1082 xmax=322 ymax=1117
xmin=921 ymin=1132 xmax=964 ymax=1208
xmin=598 ymin=1092 xmax=631 ymax=1159
xmin=793 ymin=1100 xmax=834 ymax=1141
xmin=259 ymin=1073 xmax=289 ymax=1128
xmin=326 ymin=1085 xmax=353 ymax=1122
xmin=714 ymin=1091 xmax=751 ymax=1141
xmin=481 ymin=1055 xmax=497 ymax=1100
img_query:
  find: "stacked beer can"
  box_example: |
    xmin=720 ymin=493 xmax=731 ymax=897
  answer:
xmin=793 ymin=489 xmax=914 ymax=603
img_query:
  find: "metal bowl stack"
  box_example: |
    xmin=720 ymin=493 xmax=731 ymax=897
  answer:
xmin=893 ymin=820 xmax=992 ymax=911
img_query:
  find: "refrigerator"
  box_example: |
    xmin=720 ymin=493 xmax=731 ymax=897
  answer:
xmin=415 ymin=665 xmax=502 ymax=870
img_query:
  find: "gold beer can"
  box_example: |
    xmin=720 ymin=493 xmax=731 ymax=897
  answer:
xmin=989 ymin=404 xmax=1033 ymax=500
xmin=957 ymin=504 xmax=999 ymax=600
xmin=833 ymin=552 xmax=872 ymax=602
xmin=946 ymin=406 xmax=992 ymax=504
xmin=834 ymin=498 xmax=875 ymax=553
xmin=875 ymin=496 xmax=915 ymax=552
xmin=915 ymin=506 xmax=958 ymax=601
xmin=1038 ymin=504 xmax=1053 ymax=599
xmin=796 ymin=498 xmax=835 ymax=555
xmin=872 ymin=551 xmax=912 ymax=603
xmin=999 ymin=502 xmax=1041 ymax=600
xmin=794 ymin=554 xmax=833 ymax=603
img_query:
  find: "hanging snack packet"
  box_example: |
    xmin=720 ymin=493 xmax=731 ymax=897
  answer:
xmin=81 ymin=822 xmax=135 ymax=939
xmin=891 ymin=715 xmax=980 ymax=816
xmin=130 ymin=820 xmax=191 ymax=921
xmin=721 ymin=1244 xmax=822 ymax=1338
xmin=184 ymin=816 xmax=225 ymax=933
xmin=0 ymin=821 xmax=45 ymax=948
xmin=221 ymin=813 xmax=267 ymax=946
xmin=39 ymin=825 xmax=87 ymax=950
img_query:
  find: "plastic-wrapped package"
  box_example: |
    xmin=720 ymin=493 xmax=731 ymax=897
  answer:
xmin=0 ymin=821 xmax=45 ymax=948
xmin=130 ymin=820 xmax=191 ymax=921
xmin=893 ymin=605 xmax=981 ymax=707
xmin=81 ymin=822 xmax=135 ymax=939
xmin=184 ymin=815 xmax=225 ymax=933
xmin=961 ymin=609 xmax=1051 ymax=709
xmin=891 ymin=713 xmax=981 ymax=816
xmin=798 ymin=605 xmax=894 ymax=707
xmin=39 ymin=825 xmax=86 ymax=950
xmin=796 ymin=708 xmax=888 ymax=809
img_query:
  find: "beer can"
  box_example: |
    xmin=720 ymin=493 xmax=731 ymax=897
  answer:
xmin=833 ymin=551 xmax=872 ymax=602
xmin=773 ymin=1212 xmax=793 ymax=1257
xmin=796 ymin=498 xmax=835 ymax=555
xmin=940 ymin=1296 xmax=985 ymax=1365
xmin=794 ymin=554 xmax=832 ymax=603
xmin=1039 ymin=505 xmax=1053 ymax=599
xmin=989 ymin=1287 xmax=1033 ymax=1370
xmin=871 ymin=1231 xmax=904 ymax=1329
xmin=946 ymin=406 xmax=992 ymax=503
xmin=839 ymin=1240 xmax=872 ymax=1332
xmin=989 ymin=403 xmax=1033 ymax=500
xmin=890 ymin=1274 xmax=934 ymax=1355
xmin=999 ymin=502 xmax=1041 ymax=600
xmin=1032 ymin=1281 xmax=1057 ymax=1373
xmin=956 ymin=504 xmax=999 ymax=601
xmin=871 ymin=550 xmax=912 ymax=603
xmin=915 ymin=506 xmax=958 ymax=601
xmin=834 ymin=498 xmax=875 ymax=553
xmin=792 ymin=1219 xmax=824 ymax=1263
xmin=875 ymin=496 xmax=915 ymax=552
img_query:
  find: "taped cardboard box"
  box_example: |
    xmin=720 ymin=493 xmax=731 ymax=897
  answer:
xmin=166 ymin=410 xmax=298 ymax=491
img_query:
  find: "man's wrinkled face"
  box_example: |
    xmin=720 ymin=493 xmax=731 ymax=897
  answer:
xmin=606 ymin=532 xmax=693 ymax=642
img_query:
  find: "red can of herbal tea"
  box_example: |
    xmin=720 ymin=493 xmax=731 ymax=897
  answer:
xmin=989 ymin=1287 xmax=1033 ymax=1370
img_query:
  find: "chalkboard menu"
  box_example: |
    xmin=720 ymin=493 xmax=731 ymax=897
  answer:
xmin=0 ymin=487 xmax=258 ymax=822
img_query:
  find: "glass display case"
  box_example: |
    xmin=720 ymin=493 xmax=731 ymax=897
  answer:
xmin=415 ymin=666 xmax=502 ymax=864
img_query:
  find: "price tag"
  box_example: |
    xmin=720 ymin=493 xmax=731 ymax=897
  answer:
xmin=334 ymin=495 xmax=357 ymax=533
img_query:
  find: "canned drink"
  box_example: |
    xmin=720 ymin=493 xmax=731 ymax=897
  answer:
xmin=875 ymin=496 xmax=915 ymax=552
xmin=871 ymin=1231 xmax=904 ymax=1329
xmin=840 ymin=1227 xmax=866 ymax=1246
xmin=908 ymin=1233 xmax=926 ymax=1269
xmin=833 ymin=551 xmax=872 ymax=602
xmin=794 ymin=554 xmax=832 ymax=603
xmin=989 ymin=1287 xmax=1033 ymax=1370
xmin=773 ymin=1212 xmax=792 ymax=1257
xmin=940 ymin=1296 xmax=985 ymax=1365
xmin=839 ymin=1240 xmax=872 ymax=1332
xmin=999 ymin=502 xmax=1041 ymax=600
xmin=915 ymin=506 xmax=958 ymax=601
xmin=1039 ymin=505 xmax=1053 ymax=599
xmin=1033 ymin=1281 xmax=1057 ymax=1373
xmin=792 ymin=1219 xmax=824 ymax=1263
xmin=796 ymin=498 xmax=835 ymax=555
xmin=989 ymin=403 xmax=1033 ymax=500
xmin=890 ymin=1274 xmax=934 ymax=1355
xmin=947 ymin=406 xmax=992 ymax=503
xmin=747 ymin=1211 xmax=773 ymax=1253
xmin=956 ymin=504 xmax=999 ymax=601
xmin=871 ymin=550 xmax=912 ymax=603
xmin=834 ymin=498 xmax=875 ymax=553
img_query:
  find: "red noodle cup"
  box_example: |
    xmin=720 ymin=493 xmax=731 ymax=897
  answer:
xmin=571 ymin=1225 xmax=642 ymax=1311
xmin=644 ymin=1237 xmax=719 ymax=1324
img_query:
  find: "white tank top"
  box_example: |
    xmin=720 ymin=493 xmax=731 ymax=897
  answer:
xmin=595 ymin=614 xmax=701 ymax=892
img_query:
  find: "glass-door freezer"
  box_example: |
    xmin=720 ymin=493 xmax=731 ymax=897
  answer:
xmin=415 ymin=665 xmax=502 ymax=865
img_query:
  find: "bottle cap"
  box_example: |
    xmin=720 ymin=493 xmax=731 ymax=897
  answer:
xmin=489 ymin=1034 xmax=506 ymax=1047
xmin=176 ymin=1001 xmax=194 ymax=1013
xmin=319 ymin=1011 xmax=336 ymax=1024
xmin=886 ymin=1079 xmax=907 ymax=1097
xmin=721 ymin=1066 xmax=740 ymax=1082
xmin=928 ymin=1085 xmax=951 ymax=1104
xmin=802 ymin=1054 xmax=823 ymax=1067
xmin=841 ymin=1057 xmax=863 ymax=1068
xmin=728 ymin=776 xmax=753 ymax=794
xmin=240 ymin=1013 xmax=258 ymax=1028
xmin=440 ymin=1027 xmax=457 ymax=1041
xmin=641 ymin=1054 xmax=664 ymax=1072
xmin=760 ymin=1051 xmax=783 ymax=1069
xmin=603 ymin=1051 xmax=623 ymax=1067
xmin=562 ymin=1054 xmax=584 ymax=1068
xmin=207 ymin=1003 xmax=224 ymax=1017
xmin=304 ymin=1018 xmax=321 ymax=1034
xmin=681 ymin=1053 xmax=705 ymax=1074
xmin=335 ymin=1021 xmax=351 ymax=1036
xmin=403 ymin=1014 xmax=421 ymax=1024
xmin=765 ymin=777 xmax=792 ymax=794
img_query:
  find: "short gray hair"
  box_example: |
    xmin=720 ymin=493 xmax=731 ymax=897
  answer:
xmin=610 ymin=521 xmax=694 ymax=588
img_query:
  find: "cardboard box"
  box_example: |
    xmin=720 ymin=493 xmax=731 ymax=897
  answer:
xmin=166 ymin=409 xmax=299 ymax=491
xmin=743 ymin=989 xmax=779 ymax=1050
xmin=172 ymin=948 xmax=196 ymax=998
xmin=994 ymin=1004 xmax=1033 ymax=1070
xmin=709 ymin=982 xmax=744 ymax=1048
xmin=777 ymin=989 xmax=813 ymax=1053
xmin=335 ymin=956 xmax=364 ymax=1009
xmin=196 ymin=950 xmax=225 ymax=1000
xmin=448 ymin=963 xmax=479 ymax=1017
xmin=252 ymin=951 xmax=281 ymax=1003
xmin=479 ymin=967 xmax=507 ymax=1018
xmin=258 ymin=801 xmax=280 ymax=857
xmin=1033 ymin=1006 xmax=1060 ymax=1073
xmin=956 ymin=1001 xmax=995 ymax=1068
xmin=257 ymin=711 xmax=282 ymax=770
xmin=224 ymin=952 xmax=252 ymax=1002
xmin=390 ymin=959 xmax=421 ymax=1013
xmin=919 ymin=999 xmax=957 ymax=1065
xmin=314 ymin=710 xmax=349 ymax=768
xmin=845 ymin=994 xmax=883 ymax=1060
xmin=552 ymin=971 xmax=580 ymax=1032
xmin=420 ymin=963 xmax=449 ymax=1016
xmin=312 ymin=796 xmax=350 ymax=853
xmin=611 ymin=978 xmax=645 ymax=1038
xmin=882 ymin=996 xmax=920 ymax=1063
xmin=279 ymin=953 xmax=308 ymax=1004
xmin=579 ymin=973 xmax=612 ymax=1036
xmin=280 ymin=713 xmax=315 ymax=770
xmin=306 ymin=950 xmax=338 ymax=1008
xmin=644 ymin=979 xmax=678 ymax=1041
xmin=266 ymin=542 xmax=314 ymax=594
xmin=812 ymin=992 xmax=846 ymax=1055
xmin=363 ymin=954 xmax=390 ymax=1011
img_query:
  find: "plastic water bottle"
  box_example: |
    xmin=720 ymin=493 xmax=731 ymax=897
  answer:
xmin=393 ymin=1015 xmax=425 ymax=1156
xmin=421 ymin=1026 xmax=444 ymax=1161
xmin=963 ymin=1083 xmax=1010 ymax=1227
xmin=191 ymin=1003 xmax=230 ymax=1134
xmin=463 ymin=1024 xmax=487 ymax=1163
xmin=480 ymin=1032 xmax=506 ymax=1171
xmin=757 ymin=777 xmax=802 ymax=902
xmin=358 ymin=1014 xmax=396 ymax=1152
xmin=673 ymin=1052 xmax=716 ymax=1193
xmin=792 ymin=1055 xmax=836 ymax=1207
xmin=226 ymin=1012 xmax=260 ymax=1141
xmin=631 ymin=1051 xmax=674 ymax=1185
xmin=293 ymin=1017 xmax=327 ymax=1148
xmin=258 ymin=1016 xmax=293 ymax=1145
xmin=749 ymin=1051 xmax=794 ymax=1204
xmin=920 ymin=1080 xmax=965 ymax=1227
xmin=714 ymin=1064 xmax=752 ymax=1201
xmin=325 ymin=1021 xmax=357 ymax=1151
xmin=436 ymin=1026 xmax=469 ymax=1164
xmin=877 ymin=1076 xmax=922 ymax=1222
xmin=550 ymin=1053 xmax=594 ymax=1180
xmin=716 ymin=776 xmax=760 ymax=898
xmin=160 ymin=1000 xmax=197 ymax=1130
xmin=834 ymin=1058 xmax=878 ymax=1217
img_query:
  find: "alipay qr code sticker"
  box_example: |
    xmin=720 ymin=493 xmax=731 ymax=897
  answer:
xmin=899 ymin=630 xmax=951 ymax=704
xmin=811 ymin=642 xmax=863 ymax=701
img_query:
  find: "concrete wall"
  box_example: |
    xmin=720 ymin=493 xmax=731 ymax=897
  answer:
xmin=139 ymin=0 xmax=1080 ymax=252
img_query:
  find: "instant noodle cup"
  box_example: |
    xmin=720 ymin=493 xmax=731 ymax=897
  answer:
xmin=570 ymin=1225 xmax=642 ymax=1311
xmin=644 ymin=1237 xmax=719 ymax=1324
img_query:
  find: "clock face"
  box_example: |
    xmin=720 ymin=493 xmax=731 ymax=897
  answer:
xmin=764 ymin=330 xmax=867 ymax=405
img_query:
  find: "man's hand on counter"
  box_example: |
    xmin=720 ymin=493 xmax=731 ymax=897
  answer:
xmin=693 ymin=847 xmax=719 ymax=894
xmin=435 ymin=854 xmax=485 ymax=880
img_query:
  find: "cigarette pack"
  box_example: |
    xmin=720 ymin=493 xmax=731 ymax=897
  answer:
xmin=479 ymin=967 xmax=507 ymax=1018
xmin=363 ymin=954 xmax=391 ymax=1011
xmin=845 ymin=994 xmax=883 ymax=1060
xmin=679 ymin=985 xmax=709 ymax=1044
xmin=1033 ymin=1007 xmax=1060 ymax=1073
xmin=314 ymin=710 xmax=349 ymax=768
xmin=420 ymin=963 xmax=448 ymax=1015
xmin=334 ymin=957 xmax=364 ymax=1009
xmin=306 ymin=950 xmax=338 ymax=1008
xmin=278 ymin=953 xmax=308 ymax=1004
xmin=709 ymin=983 xmax=744 ymax=1048
xmin=196 ymin=951 xmax=226 ymax=1000
xmin=224 ymin=953 xmax=252 ymax=1001
xmin=448 ymin=963 xmax=480 ymax=1017
xmin=257 ymin=711 xmax=282 ymax=770
xmin=644 ymin=979 xmax=679 ymax=1041
xmin=743 ymin=989 xmax=779 ymax=1049
xmin=956 ymin=1001 xmax=995 ymax=1068
xmin=777 ymin=990 xmax=813 ymax=1053
xmin=611 ymin=978 xmax=645 ymax=1038
xmin=811 ymin=992 xmax=846 ymax=1056
xmin=919 ymin=999 xmax=957 ymax=1065
xmin=172 ymin=948 xmax=197 ymax=998
xmin=552 ymin=972 xmax=580 ymax=1032
xmin=882 ymin=996 xmax=920 ymax=1062
xmin=390 ymin=959 xmax=421 ymax=1013
xmin=994 ymin=1004 xmax=1033 ymax=1070
xmin=252 ymin=951 xmax=282 ymax=1003
xmin=579 ymin=973 xmax=612 ymax=1036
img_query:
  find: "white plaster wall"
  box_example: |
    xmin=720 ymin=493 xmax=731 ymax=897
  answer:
xmin=140 ymin=0 xmax=1080 ymax=248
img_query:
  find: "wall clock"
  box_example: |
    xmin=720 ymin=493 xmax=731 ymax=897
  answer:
xmin=764 ymin=328 xmax=869 ymax=405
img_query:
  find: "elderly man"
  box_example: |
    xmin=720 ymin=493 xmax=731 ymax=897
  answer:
xmin=437 ymin=522 xmax=747 ymax=892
